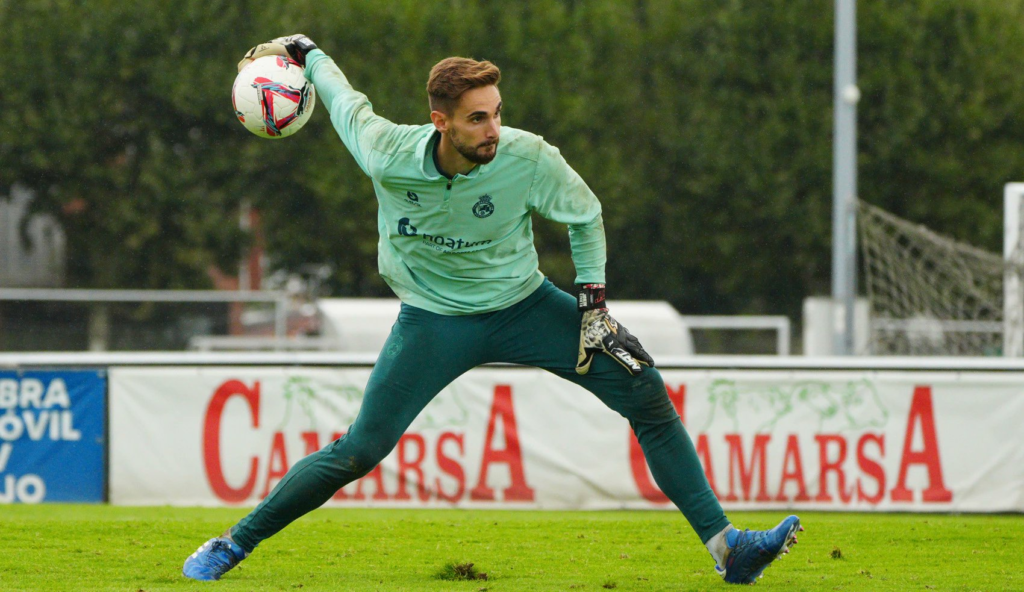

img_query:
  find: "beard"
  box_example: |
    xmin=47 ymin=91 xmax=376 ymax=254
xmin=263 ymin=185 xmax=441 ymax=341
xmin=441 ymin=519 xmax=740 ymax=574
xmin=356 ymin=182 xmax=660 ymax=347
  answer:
xmin=450 ymin=128 xmax=499 ymax=165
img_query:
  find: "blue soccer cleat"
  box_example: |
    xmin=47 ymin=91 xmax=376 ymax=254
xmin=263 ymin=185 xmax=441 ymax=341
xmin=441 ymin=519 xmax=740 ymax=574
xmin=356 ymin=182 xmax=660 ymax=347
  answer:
xmin=182 ymin=536 xmax=249 ymax=581
xmin=718 ymin=515 xmax=802 ymax=585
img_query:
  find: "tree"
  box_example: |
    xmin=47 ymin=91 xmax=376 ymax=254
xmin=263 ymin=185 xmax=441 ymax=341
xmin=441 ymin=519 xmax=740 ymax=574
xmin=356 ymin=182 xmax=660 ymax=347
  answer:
xmin=2 ymin=0 xmax=258 ymax=289
xmin=4 ymin=0 xmax=1023 ymax=329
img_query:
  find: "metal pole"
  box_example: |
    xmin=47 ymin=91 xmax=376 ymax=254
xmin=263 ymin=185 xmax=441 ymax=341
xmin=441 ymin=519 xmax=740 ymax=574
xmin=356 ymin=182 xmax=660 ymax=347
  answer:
xmin=778 ymin=321 xmax=791 ymax=357
xmin=1004 ymin=184 xmax=1024 ymax=356
xmin=274 ymin=295 xmax=289 ymax=343
xmin=832 ymin=0 xmax=858 ymax=355
xmin=0 ymin=288 xmax=287 ymax=303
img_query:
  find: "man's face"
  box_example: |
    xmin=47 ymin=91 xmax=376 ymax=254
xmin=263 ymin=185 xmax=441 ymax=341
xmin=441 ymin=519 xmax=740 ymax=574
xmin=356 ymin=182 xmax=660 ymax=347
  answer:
xmin=442 ymin=85 xmax=502 ymax=165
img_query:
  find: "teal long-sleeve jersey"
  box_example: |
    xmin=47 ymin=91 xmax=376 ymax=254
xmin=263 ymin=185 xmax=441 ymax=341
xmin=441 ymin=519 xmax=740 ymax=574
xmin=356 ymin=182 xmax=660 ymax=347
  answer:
xmin=304 ymin=50 xmax=606 ymax=315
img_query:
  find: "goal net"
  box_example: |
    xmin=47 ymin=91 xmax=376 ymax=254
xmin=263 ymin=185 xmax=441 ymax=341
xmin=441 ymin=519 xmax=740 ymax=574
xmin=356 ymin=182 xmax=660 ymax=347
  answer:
xmin=857 ymin=198 xmax=1023 ymax=356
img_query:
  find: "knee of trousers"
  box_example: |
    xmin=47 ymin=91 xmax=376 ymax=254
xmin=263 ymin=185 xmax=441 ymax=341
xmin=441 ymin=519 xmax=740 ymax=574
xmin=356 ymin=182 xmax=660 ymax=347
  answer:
xmin=618 ymin=367 xmax=680 ymax=425
xmin=323 ymin=434 xmax=393 ymax=481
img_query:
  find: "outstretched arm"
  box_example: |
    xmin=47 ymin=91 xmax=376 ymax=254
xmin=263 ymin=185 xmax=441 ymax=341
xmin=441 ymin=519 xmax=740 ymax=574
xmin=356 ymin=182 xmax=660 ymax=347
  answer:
xmin=302 ymin=50 xmax=397 ymax=176
xmin=238 ymin=35 xmax=397 ymax=176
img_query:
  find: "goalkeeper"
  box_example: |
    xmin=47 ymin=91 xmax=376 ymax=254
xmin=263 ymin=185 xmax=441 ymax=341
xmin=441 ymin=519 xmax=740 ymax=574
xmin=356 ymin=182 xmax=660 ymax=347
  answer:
xmin=184 ymin=35 xmax=801 ymax=585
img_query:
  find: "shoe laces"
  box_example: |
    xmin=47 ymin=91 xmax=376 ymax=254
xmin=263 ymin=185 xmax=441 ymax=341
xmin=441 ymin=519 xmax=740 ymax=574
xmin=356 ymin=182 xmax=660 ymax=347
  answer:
xmin=205 ymin=540 xmax=240 ymax=573
xmin=730 ymin=528 xmax=771 ymax=555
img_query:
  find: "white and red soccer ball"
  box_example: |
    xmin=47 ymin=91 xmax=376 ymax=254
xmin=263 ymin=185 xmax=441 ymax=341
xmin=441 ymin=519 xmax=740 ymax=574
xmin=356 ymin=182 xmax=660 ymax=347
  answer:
xmin=232 ymin=55 xmax=316 ymax=139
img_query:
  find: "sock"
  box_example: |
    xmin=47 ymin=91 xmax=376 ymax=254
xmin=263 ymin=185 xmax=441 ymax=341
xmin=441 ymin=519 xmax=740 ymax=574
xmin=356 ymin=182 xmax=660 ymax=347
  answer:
xmin=223 ymin=529 xmax=251 ymax=556
xmin=705 ymin=524 xmax=736 ymax=570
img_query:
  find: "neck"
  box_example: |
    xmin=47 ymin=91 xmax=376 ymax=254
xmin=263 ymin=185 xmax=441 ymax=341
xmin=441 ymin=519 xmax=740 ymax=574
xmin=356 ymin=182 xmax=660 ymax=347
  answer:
xmin=435 ymin=132 xmax=477 ymax=177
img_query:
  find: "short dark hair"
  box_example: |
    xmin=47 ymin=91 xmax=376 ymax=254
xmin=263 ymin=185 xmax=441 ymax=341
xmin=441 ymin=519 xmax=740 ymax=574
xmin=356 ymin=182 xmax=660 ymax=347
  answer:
xmin=427 ymin=57 xmax=501 ymax=114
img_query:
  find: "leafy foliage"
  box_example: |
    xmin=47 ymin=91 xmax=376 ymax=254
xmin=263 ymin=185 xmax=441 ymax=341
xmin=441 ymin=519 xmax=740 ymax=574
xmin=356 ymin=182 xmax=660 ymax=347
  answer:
xmin=3 ymin=0 xmax=1023 ymax=318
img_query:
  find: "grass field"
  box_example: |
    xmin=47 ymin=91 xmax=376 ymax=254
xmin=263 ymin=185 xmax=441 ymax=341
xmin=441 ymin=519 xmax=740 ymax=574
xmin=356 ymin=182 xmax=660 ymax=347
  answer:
xmin=1 ymin=505 xmax=1020 ymax=591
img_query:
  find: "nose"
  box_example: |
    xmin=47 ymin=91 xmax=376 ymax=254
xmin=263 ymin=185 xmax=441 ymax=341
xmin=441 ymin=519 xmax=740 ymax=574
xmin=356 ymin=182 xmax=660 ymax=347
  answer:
xmin=487 ymin=119 xmax=499 ymax=139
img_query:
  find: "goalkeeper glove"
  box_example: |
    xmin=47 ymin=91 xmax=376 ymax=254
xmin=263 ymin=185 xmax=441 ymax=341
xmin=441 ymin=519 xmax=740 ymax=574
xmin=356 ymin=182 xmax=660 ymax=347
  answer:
xmin=575 ymin=283 xmax=655 ymax=376
xmin=237 ymin=34 xmax=318 ymax=72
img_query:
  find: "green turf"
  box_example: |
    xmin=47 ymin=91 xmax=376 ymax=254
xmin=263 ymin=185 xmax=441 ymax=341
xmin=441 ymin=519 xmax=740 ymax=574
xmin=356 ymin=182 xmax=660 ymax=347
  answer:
xmin=0 ymin=505 xmax=1019 ymax=591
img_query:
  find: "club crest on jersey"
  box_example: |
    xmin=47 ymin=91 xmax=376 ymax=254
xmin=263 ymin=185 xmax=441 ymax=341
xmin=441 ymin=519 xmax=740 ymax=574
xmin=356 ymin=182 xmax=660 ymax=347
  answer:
xmin=473 ymin=194 xmax=494 ymax=218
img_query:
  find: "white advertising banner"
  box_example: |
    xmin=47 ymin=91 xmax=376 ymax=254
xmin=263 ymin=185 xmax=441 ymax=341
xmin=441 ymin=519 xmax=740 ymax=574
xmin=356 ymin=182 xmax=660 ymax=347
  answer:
xmin=109 ymin=367 xmax=1024 ymax=512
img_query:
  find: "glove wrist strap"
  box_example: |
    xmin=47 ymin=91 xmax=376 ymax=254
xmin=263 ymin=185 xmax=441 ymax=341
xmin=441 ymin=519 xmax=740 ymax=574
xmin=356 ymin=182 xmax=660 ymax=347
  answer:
xmin=288 ymin=37 xmax=318 ymax=65
xmin=577 ymin=283 xmax=607 ymax=311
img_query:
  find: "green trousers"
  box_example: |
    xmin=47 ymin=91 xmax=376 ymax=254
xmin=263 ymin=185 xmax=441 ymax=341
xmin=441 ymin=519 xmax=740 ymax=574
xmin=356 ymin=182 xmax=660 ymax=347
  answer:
xmin=231 ymin=280 xmax=728 ymax=551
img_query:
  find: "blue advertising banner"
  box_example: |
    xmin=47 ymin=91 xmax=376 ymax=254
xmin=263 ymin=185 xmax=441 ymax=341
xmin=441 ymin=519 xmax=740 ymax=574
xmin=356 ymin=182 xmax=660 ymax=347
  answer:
xmin=0 ymin=370 xmax=106 ymax=503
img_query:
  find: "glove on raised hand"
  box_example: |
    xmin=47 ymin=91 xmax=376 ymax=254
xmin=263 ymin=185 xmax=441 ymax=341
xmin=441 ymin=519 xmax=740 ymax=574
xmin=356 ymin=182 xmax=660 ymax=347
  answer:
xmin=237 ymin=34 xmax=318 ymax=72
xmin=575 ymin=284 xmax=655 ymax=376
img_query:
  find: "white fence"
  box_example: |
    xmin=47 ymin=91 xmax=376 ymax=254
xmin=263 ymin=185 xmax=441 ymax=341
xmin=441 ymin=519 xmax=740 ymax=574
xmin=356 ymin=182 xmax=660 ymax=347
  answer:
xmin=3 ymin=353 xmax=1021 ymax=512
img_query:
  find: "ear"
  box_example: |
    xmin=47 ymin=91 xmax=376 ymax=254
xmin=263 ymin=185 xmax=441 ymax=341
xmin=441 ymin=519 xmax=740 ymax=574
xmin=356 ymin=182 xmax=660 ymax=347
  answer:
xmin=430 ymin=110 xmax=449 ymax=133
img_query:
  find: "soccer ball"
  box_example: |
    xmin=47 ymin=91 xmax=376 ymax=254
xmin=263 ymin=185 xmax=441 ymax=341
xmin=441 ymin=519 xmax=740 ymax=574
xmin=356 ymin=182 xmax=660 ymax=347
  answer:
xmin=232 ymin=55 xmax=316 ymax=139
